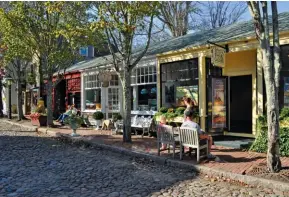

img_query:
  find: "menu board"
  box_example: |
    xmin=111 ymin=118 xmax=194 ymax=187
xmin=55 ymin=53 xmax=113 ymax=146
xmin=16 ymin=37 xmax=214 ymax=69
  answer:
xmin=212 ymin=78 xmax=226 ymax=128
xmin=284 ymin=77 xmax=289 ymax=107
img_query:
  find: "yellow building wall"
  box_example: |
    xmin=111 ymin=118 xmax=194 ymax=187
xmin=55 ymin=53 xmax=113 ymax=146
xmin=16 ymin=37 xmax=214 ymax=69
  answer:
xmin=223 ymin=49 xmax=257 ymax=137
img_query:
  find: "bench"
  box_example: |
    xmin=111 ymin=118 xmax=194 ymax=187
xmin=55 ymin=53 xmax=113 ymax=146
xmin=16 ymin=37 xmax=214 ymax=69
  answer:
xmin=131 ymin=116 xmax=153 ymax=137
xmin=179 ymin=127 xmax=209 ymax=163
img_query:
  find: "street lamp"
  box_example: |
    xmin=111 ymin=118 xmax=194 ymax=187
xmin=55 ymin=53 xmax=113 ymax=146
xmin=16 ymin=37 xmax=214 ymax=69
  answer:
xmin=4 ymin=77 xmax=13 ymax=119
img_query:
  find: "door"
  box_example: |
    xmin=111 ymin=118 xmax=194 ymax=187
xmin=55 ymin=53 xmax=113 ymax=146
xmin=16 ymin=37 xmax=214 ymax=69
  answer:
xmin=104 ymin=87 xmax=120 ymax=119
xmin=229 ymin=75 xmax=252 ymax=133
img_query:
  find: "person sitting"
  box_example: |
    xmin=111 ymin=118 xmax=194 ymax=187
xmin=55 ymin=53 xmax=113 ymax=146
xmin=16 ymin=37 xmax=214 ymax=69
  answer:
xmin=158 ymin=115 xmax=168 ymax=151
xmin=181 ymin=110 xmax=213 ymax=154
xmin=56 ymin=105 xmax=73 ymax=124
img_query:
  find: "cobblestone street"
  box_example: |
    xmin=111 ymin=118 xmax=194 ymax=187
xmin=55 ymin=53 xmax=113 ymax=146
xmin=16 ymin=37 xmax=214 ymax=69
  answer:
xmin=0 ymin=122 xmax=285 ymax=197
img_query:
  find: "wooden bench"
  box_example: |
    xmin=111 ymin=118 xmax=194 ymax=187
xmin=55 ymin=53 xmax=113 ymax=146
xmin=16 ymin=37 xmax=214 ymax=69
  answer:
xmin=179 ymin=127 xmax=209 ymax=163
xmin=157 ymin=124 xmax=178 ymax=158
xmin=131 ymin=116 xmax=153 ymax=137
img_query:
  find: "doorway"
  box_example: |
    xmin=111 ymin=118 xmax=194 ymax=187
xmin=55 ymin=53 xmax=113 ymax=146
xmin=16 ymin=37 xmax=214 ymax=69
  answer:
xmin=229 ymin=75 xmax=252 ymax=133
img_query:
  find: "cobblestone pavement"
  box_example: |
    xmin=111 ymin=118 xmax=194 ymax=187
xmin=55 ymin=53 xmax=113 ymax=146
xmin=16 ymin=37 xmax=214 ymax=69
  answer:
xmin=0 ymin=122 xmax=285 ymax=197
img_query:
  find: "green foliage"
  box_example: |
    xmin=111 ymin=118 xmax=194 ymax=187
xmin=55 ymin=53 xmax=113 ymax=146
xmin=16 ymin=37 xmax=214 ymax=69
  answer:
xmin=159 ymin=107 xmax=168 ymax=113
xmin=93 ymin=111 xmax=104 ymax=120
xmin=175 ymin=107 xmax=186 ymax=115
xmin=165 ymin=112 xmax=178 ymax=120
xmin=113 ymin=113 xmax=122 ymax=121
xmin=153 ymin=112 xmax=163 ymax=120
xmin=167 ymin=108 xmax=174 ymax=113
xmin=279 ymin=107 xmax=289 ymax=121
xmin=26 ymin=73 xmax=36 ymax=85
xmin=64 ymin=114 xmax=83 ymax=129
xmin=250 ymin=114 xmax=289 ymax=156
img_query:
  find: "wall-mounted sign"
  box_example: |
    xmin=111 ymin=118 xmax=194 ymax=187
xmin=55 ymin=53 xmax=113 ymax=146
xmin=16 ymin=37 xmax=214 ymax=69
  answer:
xmin=79 ymin=47 xmax=88 ymax=57
xmin=211 ymin=46 xmax=226 ymax=68
xmin=212 ymin=78 xmax=227 ymax=128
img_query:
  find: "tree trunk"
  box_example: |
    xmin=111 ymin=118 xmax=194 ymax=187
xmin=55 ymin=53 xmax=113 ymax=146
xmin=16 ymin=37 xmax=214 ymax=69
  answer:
xmin=16 ymin=80 xmax=24 ymax=121
xmin=261 ymin=41 xmax=282 ymax=172
xmin=120 ymin=69 xmax=132 ymax=143
xmin=0 ymin=80 xmax=3 ymax=117
xmin=46 ymin=77 xmax=53 ymax=126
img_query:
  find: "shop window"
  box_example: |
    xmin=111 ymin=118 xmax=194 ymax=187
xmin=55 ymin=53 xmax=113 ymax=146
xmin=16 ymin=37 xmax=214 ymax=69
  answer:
xmin=131 ymin=66 xmax=157 ymax=85
xmin=84 ymin=75 xmax=101 ymax=89
xmin=85 ymin=89 xmax=101 ymax=110
xmin=161 ymin=59 xmax=198 ymax=107
xmin=109 ymin=75 xmax=119 ymax=86
xmin=138 ymin=84 xmax=157 ymax=111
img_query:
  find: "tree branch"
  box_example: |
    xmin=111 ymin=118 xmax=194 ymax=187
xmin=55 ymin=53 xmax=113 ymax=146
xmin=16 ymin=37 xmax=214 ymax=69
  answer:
xmin=131 ymin=14 xmax=154 ymax=69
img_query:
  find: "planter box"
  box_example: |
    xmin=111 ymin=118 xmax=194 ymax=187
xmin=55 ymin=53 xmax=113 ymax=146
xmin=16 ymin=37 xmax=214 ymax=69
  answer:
xmin=155 ymin=115 xmax=199 ymax=124
xmin=30 ymin=115 xmax=47 ymax=127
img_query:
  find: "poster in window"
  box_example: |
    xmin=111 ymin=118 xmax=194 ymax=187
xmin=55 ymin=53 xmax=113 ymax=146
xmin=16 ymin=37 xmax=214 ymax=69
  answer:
xmin=212 ymin=78 xmax=226 ymax=128
xmin=176 ymin=86 xmax=198 ymax=106
xmin=284 ymin=77 xmax=289 ymax=107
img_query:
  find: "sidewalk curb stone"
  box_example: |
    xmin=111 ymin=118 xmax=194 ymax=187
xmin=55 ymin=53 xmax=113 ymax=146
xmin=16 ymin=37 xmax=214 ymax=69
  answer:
xmin=2 ymin=120 xmax=289 ymax=192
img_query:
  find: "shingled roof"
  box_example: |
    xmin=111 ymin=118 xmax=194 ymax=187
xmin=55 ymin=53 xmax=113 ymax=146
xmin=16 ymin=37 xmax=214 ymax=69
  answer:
xmin=67 ymin=12 xmax=289 ymax=73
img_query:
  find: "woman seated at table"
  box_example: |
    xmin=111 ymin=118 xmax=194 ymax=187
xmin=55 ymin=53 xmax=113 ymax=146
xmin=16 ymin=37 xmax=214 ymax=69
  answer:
xmin=56 ymin=105 xmax=73 ymax=124
xmin=181 ymin=110 xmax=213 ymax=153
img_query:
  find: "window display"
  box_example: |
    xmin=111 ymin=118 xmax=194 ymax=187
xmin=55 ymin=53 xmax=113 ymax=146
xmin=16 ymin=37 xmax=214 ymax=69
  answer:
xmin=85 ymin=89 xmax=101 ymax=110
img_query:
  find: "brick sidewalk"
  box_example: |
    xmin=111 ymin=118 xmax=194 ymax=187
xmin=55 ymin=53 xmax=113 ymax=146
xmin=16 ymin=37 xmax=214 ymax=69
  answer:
xmin=6 ymin=119 xmax=289 ymax=180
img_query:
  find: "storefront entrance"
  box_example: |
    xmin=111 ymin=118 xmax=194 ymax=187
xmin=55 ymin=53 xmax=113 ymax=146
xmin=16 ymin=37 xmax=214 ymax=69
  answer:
xmin=229 ymin=75 xmax=252 ymax=133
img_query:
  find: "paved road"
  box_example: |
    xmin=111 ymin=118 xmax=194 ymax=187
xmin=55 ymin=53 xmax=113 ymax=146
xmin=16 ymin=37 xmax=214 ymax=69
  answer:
xmin=0 ymin=122 xmax=283 ymax=197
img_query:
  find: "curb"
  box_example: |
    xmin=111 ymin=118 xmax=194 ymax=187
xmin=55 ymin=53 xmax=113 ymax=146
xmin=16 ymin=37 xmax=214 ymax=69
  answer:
xmin=2 ymin=120 xmax=38 ymax=132
xmin=3 ymin=121 xmax=289 ymax=192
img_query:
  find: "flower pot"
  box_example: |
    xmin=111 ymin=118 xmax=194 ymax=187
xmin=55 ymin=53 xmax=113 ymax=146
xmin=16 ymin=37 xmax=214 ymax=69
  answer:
xmin=30 ymin=115 xmax=47 ymax=127
xmin=95 ymin=120 xmax=101 ymax=130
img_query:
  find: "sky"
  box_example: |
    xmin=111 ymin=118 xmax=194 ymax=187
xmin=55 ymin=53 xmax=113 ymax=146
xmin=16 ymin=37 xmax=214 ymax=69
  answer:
xmin=242 ymin=2 xmax=289 ymax=20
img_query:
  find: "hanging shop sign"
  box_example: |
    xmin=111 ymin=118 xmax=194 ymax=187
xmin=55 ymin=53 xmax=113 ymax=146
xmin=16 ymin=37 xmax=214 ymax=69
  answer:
xmin=212 ymin=77 xmax=227 ymax=128
xmin=211 ymin=46 xmax=226 ymax=68
xmin=97 ymin=71 xmax=112 ymax=87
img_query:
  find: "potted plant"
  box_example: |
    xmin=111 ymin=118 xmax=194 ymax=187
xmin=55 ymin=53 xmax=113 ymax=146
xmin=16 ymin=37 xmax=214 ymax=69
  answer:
xmin=30 ymin=98 xmax=47 ymax=126
xmin=112 ymin=113 xmax=122 ymax=134
xmin=64 ymin=110 xmax=82 ymax=136
xmin=93 ymin=111 xmax=104 ymax=130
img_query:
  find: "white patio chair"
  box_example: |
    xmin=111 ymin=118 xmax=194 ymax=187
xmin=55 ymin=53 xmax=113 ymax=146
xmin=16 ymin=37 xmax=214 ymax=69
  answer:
xmin=157 ymin=124 xmax=177 ymax=158
xmin=179 ymin=127 xmax=209 ymax=163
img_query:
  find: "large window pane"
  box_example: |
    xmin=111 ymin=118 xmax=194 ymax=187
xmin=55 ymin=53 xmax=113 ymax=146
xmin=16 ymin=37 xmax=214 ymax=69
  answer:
xmin=85 ymin=89 xmax=101 ymax=110
xmin=138 ymin=84 xmax=157 ymax=111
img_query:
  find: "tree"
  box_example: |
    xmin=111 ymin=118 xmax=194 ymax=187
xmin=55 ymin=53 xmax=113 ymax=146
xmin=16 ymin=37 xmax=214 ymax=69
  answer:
xmin=90 ymin=2 xmax=159 ymax=142
xmin=248 ymin=1 xmax=282 ymax=172
xmin=2 ymin=2 xmax=98 ymax=126
xmin=158 ymin=1 xmax=197 ymax=37
xmin=196 ymin=1 xmax=247 ymax=30
xmin=0 ymin=8 xmax=33 ymax=120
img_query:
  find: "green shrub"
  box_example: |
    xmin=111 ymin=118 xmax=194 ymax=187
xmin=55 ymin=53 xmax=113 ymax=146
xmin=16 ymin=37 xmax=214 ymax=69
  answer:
xmin=159 ymin=107 xmax=168 ymax=113
xmin=175 ymin=107 xmax=186 ymax=115
xmin=93 ymin=111 xmax=104 ymax=120
xmin=153 ymin=112 xmax=163 ymax=120
xmin=250 ymin=115 xmax=289 ymax=156
xmin=113 ymin=113 xmax=122 ymax=121
xmin=280 ymin=107 xmax=289 ymax=120
xmin=165 ymin=112 xmax=178 ymax=120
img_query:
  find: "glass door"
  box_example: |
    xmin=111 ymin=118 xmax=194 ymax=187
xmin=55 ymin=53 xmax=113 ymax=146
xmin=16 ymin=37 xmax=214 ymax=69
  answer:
xmin=106 ymin=87 xmax=120 ymax=119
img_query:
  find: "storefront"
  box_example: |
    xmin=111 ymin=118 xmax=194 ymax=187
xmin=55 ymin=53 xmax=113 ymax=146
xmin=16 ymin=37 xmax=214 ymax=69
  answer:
xmin=156 ymin=31 xmax=289 ymax=138
xmin=80 ymin=55 xmax=158 ymax=118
